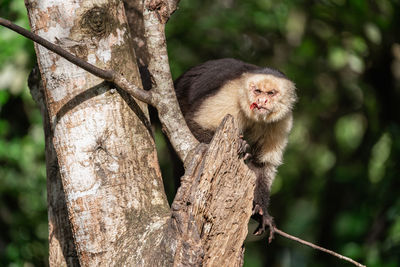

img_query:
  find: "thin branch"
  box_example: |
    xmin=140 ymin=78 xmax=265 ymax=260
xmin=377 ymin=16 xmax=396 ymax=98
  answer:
xmin=272 ymin=226 xmax=366 ymax=267
xmin=0 ymin=18 xmax=113 ymax=80
xmin=113 ymin=73 xmax=154 ymax=105
xmin=0 ymin=17 xmax=153 ymax=105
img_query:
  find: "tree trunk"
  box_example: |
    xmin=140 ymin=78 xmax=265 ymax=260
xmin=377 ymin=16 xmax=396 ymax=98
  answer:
xmin=25 ymin=0 xmax=170 ymax=265
xmin=25 ymin=0 xmax=255 ymax=266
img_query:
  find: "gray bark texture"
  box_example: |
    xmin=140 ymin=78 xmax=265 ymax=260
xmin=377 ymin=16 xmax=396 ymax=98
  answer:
xmin=25 ymin=0 xmax=256 ymax=266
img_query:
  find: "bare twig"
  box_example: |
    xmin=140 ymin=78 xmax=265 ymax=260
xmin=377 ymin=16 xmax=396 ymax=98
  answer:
xmin=0 ymin=17 xmax=153 ymax=105
xmin=272 ymin=226 xmax=366 ymax=267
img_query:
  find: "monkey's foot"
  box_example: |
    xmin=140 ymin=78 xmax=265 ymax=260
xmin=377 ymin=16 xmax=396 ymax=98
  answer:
xmin=252 ymin=204 xmax=275 ymax=243
xmin=238 ymin=135 xmax=252 ymax=161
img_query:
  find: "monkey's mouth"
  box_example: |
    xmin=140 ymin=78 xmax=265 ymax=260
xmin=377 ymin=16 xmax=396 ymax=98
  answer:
xmin=250 ymin=103 xmax=270 ymax=114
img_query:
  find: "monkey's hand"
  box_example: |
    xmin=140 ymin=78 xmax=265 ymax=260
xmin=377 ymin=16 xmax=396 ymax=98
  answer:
xmin=252 ymin=203 xmax=275 ymax=243
xmin=238 ymin=135 xmax=252 ymax=161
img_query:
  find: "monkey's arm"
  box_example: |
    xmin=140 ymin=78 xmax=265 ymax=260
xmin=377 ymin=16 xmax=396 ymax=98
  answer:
xmin=250 ymin=163 xmax=277 ymax=238
xmin=248 ymin=118 xmax=291 ymax=238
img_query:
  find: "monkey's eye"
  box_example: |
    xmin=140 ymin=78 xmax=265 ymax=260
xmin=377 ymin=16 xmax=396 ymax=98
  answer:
xmin=254 ymin=89 xmax=262 ymax=94
xmin=267 ymin=90 xmax=276 ymax=96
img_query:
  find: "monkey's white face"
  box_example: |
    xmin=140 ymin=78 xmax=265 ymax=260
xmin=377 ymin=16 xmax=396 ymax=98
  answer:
xmin=241 ymin=74 xmax=296 ymax=123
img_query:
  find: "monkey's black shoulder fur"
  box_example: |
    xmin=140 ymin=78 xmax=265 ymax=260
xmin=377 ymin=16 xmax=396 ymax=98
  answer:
xmin=174 ymin=58 xmax=286 ymax=116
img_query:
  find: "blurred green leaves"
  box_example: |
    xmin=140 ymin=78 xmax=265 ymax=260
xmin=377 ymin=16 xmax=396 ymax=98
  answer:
xmin=335 ymin=113 xmax=366 ymax=153
xmin=364 ymin=23 xmax=382 ymax=45
xmin=328 ymin=47 xmax=348 ymax=69
xmin=369 ymin=132 xmax=392 ymax=183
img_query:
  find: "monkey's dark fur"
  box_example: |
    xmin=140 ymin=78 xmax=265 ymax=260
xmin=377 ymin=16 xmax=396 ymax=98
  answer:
xmin=174 ymin=58 xmax=297 ymax=236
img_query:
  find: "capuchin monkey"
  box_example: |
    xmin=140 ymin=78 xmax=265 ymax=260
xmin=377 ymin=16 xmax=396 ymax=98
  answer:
xmin=174 ymin=58 xmax=297 ymax=237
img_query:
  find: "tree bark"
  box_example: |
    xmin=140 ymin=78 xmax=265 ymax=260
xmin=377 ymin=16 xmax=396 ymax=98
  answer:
xmin=29 ymin=66 xmax=80 ymax=266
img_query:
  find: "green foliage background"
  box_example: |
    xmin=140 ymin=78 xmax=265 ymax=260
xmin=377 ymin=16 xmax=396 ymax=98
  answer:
xmin=1 ymin=0 xmax=400 ymax=266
